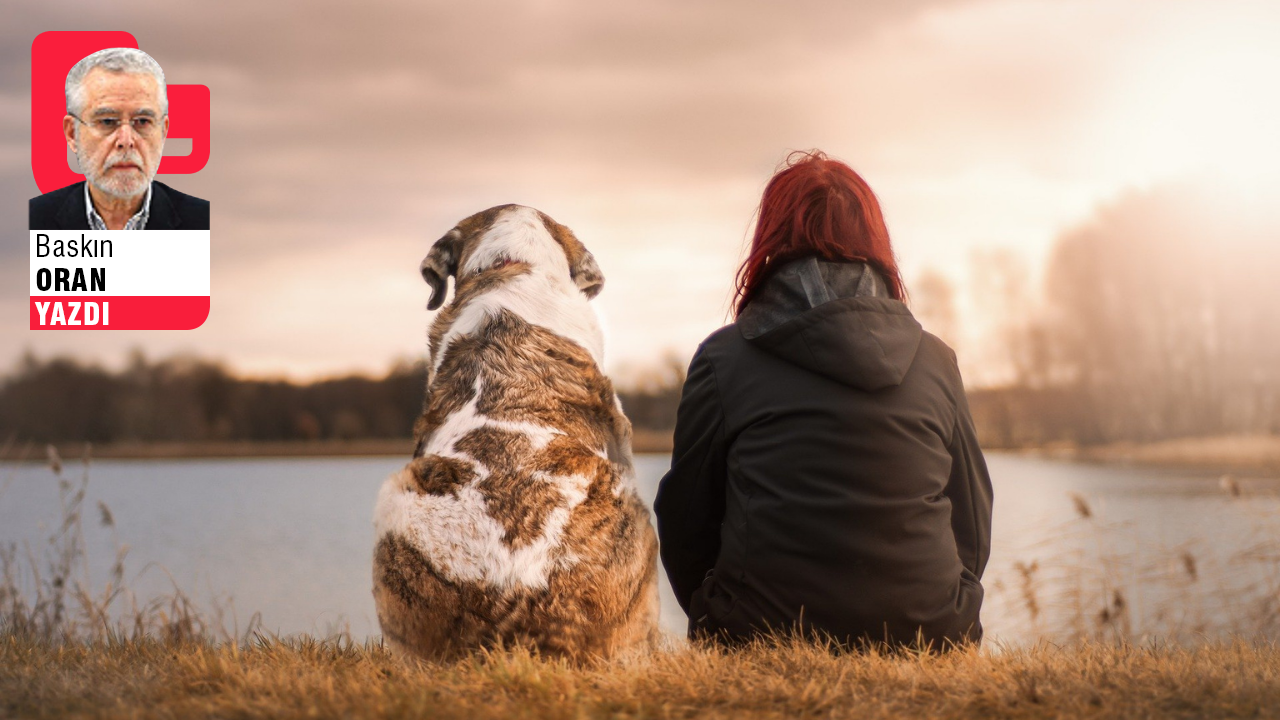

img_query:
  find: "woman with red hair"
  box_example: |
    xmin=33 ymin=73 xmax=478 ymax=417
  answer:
xmin=654 ymin=151 xmax=992 ymax=650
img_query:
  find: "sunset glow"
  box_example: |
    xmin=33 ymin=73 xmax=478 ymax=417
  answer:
xmin=3 ymin=0 xmax=1277 ymax=384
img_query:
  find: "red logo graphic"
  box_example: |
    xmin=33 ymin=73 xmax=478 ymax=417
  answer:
xmin=31 ymin=31 xmax=210 ymax=194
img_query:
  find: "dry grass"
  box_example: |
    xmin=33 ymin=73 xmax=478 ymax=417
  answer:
xmin=0 ymin=446 xmax=260 ymax=646
xmin=983 ymin=479 xmax=1280 ymax=645
xmin=6 ymin=634 xmax=1280 ymax=719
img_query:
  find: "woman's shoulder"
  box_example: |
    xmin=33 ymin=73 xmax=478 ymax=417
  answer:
xmin=702 ymin=324 xmax=741 ymax=347
xmin=913 ymin=331 xmax=969 ymax=402
xmin=693 ymin=323 xmax=752 ymax=363
xmin=916 ymin=330 xmax=959 ymax=368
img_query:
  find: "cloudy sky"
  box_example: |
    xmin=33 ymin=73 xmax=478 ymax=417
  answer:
xmin=3 ymin=0 xmax=1278 ymax=383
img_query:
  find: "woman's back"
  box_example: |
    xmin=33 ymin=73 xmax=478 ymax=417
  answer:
xmin=655 ymin=258 xmax=991 ymax=648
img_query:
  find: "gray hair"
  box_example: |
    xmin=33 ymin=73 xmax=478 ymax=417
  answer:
xmin=66 ymin=48 xmax=167 ymax=116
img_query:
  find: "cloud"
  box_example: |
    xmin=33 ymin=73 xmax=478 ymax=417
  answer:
xmin=4 ymin=0 xmax=1277 ymax=379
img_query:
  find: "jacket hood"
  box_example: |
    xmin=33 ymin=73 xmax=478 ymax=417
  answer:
xmin=737 ymin=258 xmax=922 ymax=391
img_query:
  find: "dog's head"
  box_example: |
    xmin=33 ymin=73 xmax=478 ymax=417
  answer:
xmin=421 ymin=205 xmax=604 ymax=311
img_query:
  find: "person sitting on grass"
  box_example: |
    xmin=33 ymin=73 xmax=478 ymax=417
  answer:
xmin=655 ymin=150 xmax=993 ymax=650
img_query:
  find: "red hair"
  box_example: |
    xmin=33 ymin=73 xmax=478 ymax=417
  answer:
xmin=734 ymin=150 xmax=905 ymax=316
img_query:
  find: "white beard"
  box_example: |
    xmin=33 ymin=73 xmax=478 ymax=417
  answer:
xmin=78 ymin=141 xmax=161 ymax=200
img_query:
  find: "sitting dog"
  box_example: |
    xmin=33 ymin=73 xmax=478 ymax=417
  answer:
xmin=372 ymin=204 xmax=659 ymax=661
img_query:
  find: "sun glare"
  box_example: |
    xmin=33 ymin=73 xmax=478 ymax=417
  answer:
xmin=1114 ymin=8 xmax=1280 ymax=188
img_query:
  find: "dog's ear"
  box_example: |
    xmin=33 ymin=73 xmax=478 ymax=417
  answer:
xmin=421 ymin=228 xmax=461 ymax=311
xmin=571 ymin=249 xmax=604 ymax=299
xmin=538 ymin=211 xmax=604 ymax=299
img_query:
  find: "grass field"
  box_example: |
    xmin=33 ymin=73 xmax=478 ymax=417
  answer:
xmin=7 ymin=633 xmax=1280 ymax=719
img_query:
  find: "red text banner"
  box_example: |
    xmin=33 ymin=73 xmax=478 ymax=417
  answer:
xmin=30 ymin=296 xmax=210 ymax=331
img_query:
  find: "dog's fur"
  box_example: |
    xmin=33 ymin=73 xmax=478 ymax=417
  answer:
xmin=372 ymin=204 xmax=659 ymax=662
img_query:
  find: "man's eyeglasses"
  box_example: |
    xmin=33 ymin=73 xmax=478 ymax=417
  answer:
xmin=70 ymin=113 xmax=164 ymax=139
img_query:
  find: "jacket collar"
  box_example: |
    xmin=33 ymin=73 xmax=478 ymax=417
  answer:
xmin=53 ymin=180 xmax=182 ymax=230
xmin=739 ymin=257 xmax=889 ymax=341
xmin=737 ymin=257 xmax=922 ymax=391
xmin=145 ymin=181 xmax=181 ymax=229
xmin=53 ymin=182 xmax=90 ymax=230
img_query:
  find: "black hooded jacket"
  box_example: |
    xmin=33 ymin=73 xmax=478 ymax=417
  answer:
xmin=654 ymin=258 xmax=993 ymax=648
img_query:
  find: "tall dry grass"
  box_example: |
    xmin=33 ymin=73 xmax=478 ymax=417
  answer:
xmin=985 ymin=475 xmax=1280 ymax=645
xmin=0 ymin=445 xmax=260 ymax=646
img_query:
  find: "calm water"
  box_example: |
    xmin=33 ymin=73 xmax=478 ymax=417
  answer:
xmin=3 ymin=453 xmax=1279 ymax=644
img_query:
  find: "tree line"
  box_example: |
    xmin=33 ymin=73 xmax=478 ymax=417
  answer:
xmin=962 ymin=182 xmax=1280 ymax=446
xmin=0 ymin=351 xmax=683 ymax=446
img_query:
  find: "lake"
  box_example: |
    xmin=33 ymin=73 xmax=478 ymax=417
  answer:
xmin=3 ymin=452 xmax=1280 ymax=645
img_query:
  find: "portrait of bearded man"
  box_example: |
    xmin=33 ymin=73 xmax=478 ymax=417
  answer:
xmin=29 ymin=47 xmax=210 ymax=231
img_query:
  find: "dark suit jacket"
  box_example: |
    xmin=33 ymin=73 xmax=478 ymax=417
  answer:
xmin=29 ymin=180 xmax=210 ymax=230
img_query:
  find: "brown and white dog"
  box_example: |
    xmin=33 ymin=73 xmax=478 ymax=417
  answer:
xmin=372 ymin=204 xmax=659 ymax=662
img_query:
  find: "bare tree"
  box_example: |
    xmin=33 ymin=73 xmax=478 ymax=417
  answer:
xmin=1043 ymin=183 xmax=1280 ymax=443
xmin=911 ymin=268 xmax=960 ymax=351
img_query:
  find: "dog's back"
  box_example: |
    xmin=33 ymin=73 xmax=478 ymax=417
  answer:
xmin=373 ymin=205 xmax=658 ymax=661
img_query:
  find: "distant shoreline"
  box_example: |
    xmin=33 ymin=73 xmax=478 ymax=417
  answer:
xmin=1013 ymin=434 xmax=1280 ymax=477
xmin=0 ymin=429 xmax=677 ymax=462
xmin=5 ymin=433 xmax=1277 ymax=475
